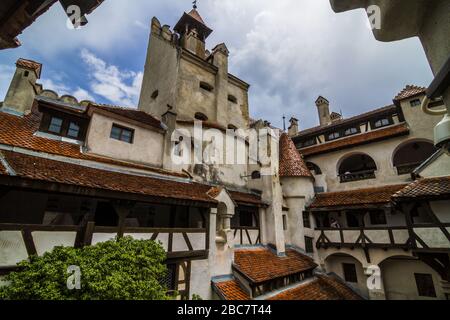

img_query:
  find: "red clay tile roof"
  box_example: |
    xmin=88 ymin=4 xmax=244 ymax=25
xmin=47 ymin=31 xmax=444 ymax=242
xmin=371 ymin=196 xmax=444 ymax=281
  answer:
xmin=279 ymin=133 xmax=313 ymax=178
xmin=394 ymin=85 xmax=426 ymax=102
xmin=89 ymin=103 xmax=164 ymax=131
xmin=234 ymin=248 xmax=317 ymax=284
xmin=0 ymin=150 xmax=216 ymax=204
xmin=0 ymin=105 xmax=185 ymax=178
xmin=229 ymin=190 xmax=266 ymax=207
xmin=309 ymin=184 xmax=407 ymax=209
xmin=16 ymin=58 xmax=42 ymax=78
xmin=393 ymin=176 xmax=450 ymax=200
xmin=213 ymin=279 xmax=250 ymax=300
xmin=187 ymin=9 xmax=207 ymax=26
xmin=300 ymin=123 xmax=410 ymax=157
xmin=269 ymin=275 xmax=362 ymax=300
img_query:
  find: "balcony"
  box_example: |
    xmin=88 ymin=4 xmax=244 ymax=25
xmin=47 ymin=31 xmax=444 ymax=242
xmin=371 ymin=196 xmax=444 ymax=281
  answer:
xmin=339 ymin=170 xmax=376 ymax=183
xmin=315 ymin=226 xmax=411 ymax=250
xmin=396 ymin=162 xmax=421 ymax=175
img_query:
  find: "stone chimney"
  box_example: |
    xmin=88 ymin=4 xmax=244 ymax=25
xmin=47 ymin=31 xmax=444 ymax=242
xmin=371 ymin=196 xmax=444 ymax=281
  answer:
xmin=288 ymin=117 xmax=299 ymax=136
xmin=2 ymin=59 xmax=41 ymax=114
xmin=315 ymin=96 xmax=331 ymax=126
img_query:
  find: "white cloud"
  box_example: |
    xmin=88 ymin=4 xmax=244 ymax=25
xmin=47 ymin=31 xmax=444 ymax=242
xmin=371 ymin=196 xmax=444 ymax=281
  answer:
xmin=81 ymin=49 xmax=143 ymax=107
xmin=73 ymin=88 xmax=95 ymax=102
xmin=0 ymin=65 xmax=15 ymax=102
xmin=2 ymin=0 xmax=432 ymax=128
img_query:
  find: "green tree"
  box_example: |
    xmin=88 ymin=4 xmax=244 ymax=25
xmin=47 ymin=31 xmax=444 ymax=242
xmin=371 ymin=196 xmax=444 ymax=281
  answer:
xmin=0 ymin=236 xmax=172 ymax=300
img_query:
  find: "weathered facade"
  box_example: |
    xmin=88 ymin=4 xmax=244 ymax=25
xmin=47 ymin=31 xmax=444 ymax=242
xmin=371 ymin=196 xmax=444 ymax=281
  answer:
xmin=0 ymin=4 xmax=449 ymax=300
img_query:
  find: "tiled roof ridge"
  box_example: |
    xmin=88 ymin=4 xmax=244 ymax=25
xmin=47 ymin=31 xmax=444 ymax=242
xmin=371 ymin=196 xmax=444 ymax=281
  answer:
xmin=279 ymin=133 xmax=313 ymax=178
xmin=393 ymin=176 xmax=450 ymax=199
xmin=394 ymin=84 xmax=427 ymax=101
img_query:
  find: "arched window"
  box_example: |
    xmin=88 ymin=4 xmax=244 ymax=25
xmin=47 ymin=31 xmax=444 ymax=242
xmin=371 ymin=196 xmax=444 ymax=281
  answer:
xmin=306 ymin=162 xmax=322 ymax=175
xmin=338 ymin=154 xmax=377 ymax=183
xmin=393 ymin=140 xmax=437 ymax=175
xmin=194 ymin=112 xmax=208 ymax=121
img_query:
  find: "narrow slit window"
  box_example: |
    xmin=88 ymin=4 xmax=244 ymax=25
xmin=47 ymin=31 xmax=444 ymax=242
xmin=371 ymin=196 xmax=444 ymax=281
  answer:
xmin=200 ymin=81 xmax=214 ymax=92
xmin=228 ymin=95 xmax=237 ymax=104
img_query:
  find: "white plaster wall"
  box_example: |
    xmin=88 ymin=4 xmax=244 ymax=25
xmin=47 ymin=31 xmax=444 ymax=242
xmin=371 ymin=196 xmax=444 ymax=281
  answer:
xmin=86 ymin=113 xmax=164 ymax=167
xmin=382 ymin=257 xmax=446 ymax=300
xmin=0 ymin=231 xmax=29 ymax=266
xmin=32 ymin=231 xmax=77 ymax=256
xmin=431 ymin=200 xmax=450 ymax=223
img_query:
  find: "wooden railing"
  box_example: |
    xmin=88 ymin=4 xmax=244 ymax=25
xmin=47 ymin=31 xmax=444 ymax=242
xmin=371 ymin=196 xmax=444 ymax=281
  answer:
xmin=0 ymin=223 xmax=209 ymax=268
xmin=396 ymin=162 xmax=422 ymax=175
xmin=339 ymin=170 xmax=376 ymax=183
xmin=315 ymin=226 xmax=411 ymax=250
xmin=232 ymin=226 xmax=261 ymax=246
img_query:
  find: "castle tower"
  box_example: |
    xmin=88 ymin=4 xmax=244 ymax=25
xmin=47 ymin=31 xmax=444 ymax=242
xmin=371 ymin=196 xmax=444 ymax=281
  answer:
xmin=2 ymin=59 xmax=41 ymax=114
xmin=315 ymin=96 xmax=331 ymax=126
xmin=138 ymin=6 xmax=250 ymax=129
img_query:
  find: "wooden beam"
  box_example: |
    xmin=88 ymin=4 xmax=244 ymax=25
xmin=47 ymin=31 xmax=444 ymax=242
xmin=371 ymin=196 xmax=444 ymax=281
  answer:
xmin=21 ymin=229 xmax=37 ymax=256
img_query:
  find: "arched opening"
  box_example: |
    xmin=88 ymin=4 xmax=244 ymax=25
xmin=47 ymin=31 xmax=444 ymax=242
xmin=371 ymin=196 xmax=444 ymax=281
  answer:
xmin=338 ymin=153 xmax=377 ymax=183
xmin=379 ymin=255 xmax=442 ymax=300
xmin=393 ymin=140 xmax=437 ymax=175
xmin=194 ymin=112 xmax=208 ymax=121
xmin=306 ymin=162 xmax=322 ymax=175
xmin=324 ymin=253 xmax=367 ymax=298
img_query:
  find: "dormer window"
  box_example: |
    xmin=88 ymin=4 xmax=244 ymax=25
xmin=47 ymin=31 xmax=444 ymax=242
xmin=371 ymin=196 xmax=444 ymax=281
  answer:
xmin=110 ymin=124 xmax=134 ymax=144
xmin=48 ymin=117 xmax=63 ymax=134
xmin=67 ymin=122 xmax=80 ymax=139
xmin=228 ymin=95 xmax=237 ymax=104
xmin=410 ymin=99 xmax=421 ymax=107
xmin=200 ymin=81 xmax=214 ymax=92
xmin=327 ymin=131 xmax=341 ymax=141
xmin=194 ymin=112 xmax=208 ymax=121
xmin=373 ymin=117 xmax=392 ymax=129
xmin=344 ymin=127 xmax=359 ymax=136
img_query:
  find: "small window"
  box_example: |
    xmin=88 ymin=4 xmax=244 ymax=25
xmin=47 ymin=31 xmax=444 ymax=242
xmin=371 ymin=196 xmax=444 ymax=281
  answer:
xmin=200 ymin=81 xmax=214 ymax=92
xmin=327 ymin=131 xmax=341 ymax=141
xmin=228 ymin=124 xmax=238 ymax=130
xmin=415 ymin=274 xmax=436 ymax=297
xmin=67 ymin=122 xmax=80 ymax=139
xmin=228 ymin=95 xmax=237 ymax=104
xmin=194 ymin=112 xmax=208 ymax=121
xmin=298 ymin=138 xmax=316 ymax=148
xmin=343 ymin=263 xmax=358 ymax=283
xmin=23 ymin=71 xmax=30 ymax=78
xmin=151 ymin=90 xmax=159 ymax=99
xmin=346 ymin=212 xmax=362 ymax=228
xmin=110 ymin=124 xmax=134 ymax=144
xmin=303 ymin=211 xmax=311 ymax=229
xmin=282 ymin=215 xmax=287 ymax=231
xmin=305 ymin=236 xmax=314 ymax=253
xmin=410 ymin=99 xmax=421 ymax=107
xmin=373 ymin=118 xmax=391 ymax=129
xmin=369 ymin=210 xmax=387 ymax=225
xmin=48 ymin=117 xmax=63 ymax=134
xmin=344 ymin=127 xmax=358 ymax=136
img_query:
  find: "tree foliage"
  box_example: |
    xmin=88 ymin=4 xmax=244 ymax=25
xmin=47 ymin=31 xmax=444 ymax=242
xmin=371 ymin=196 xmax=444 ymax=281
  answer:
xmin=0 ymin=237 xmax=172 ymax=300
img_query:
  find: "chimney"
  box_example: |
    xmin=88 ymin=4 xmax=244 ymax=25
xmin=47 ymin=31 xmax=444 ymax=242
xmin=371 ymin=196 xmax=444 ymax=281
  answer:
xmin=315 ymin=96 xmax=331 ymax=126
xmin=288 ymin=117 xmax=299 ymax=136
xmin=2 ymin=59 xmax=41 ymax=114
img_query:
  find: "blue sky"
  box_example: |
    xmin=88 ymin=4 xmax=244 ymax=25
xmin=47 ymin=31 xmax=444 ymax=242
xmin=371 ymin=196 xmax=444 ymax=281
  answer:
xmin=0 ymin=0 xmax=433 ymax=129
